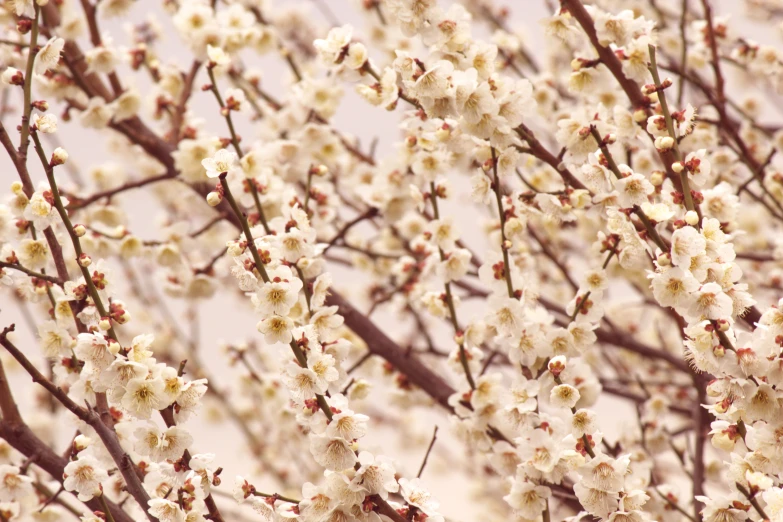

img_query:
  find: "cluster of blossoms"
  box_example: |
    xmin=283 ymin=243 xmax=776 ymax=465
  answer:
xmin=5 ymin=0 xmax=783 ymax=521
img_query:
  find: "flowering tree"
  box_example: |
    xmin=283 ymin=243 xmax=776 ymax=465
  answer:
xmin=3 ymin=0 xmax=783 ymax=520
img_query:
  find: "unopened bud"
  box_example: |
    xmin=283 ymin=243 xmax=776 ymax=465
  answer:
xmin=671 ymin=161 xmax=684 ymax=173
xmin=482 ymin=159 xmax=493 ymax=172
xmin=656 ymin=252 xmax=671 ymax=267
xmin=633 ymin=109 xmax=647 ymax=123
xmin=684 ymin=210 xmax=699 ymax=226
xmin=206 ymin=191 xmax=222 ymax=207
xmin=312 ymin=164 xmax=329 ymax=177
xmin=16 ymin=19 xmax=31 ymax=35
xmin=51 ymin=147 xmax=68 ymax=166
xmin=435 ymin=127 xmax=450 ymax=141
xmin=1 ymin=67 xmax=24 ymax=86
xmin=655 ymin=136 xmax=675 ymax=150
xmin=73 ymin=434 xmax=92 ymax=452
xmin=78 ymin=254 xmax=92 ymax=267
xmin=73 ymin=224 xmax=86 ymax=237
xmin=717 ymin=319 xmax=730 ymax=332
xmin=548 ymin=355 xmax=567 ymax=377
xmin=405 ymin=136 xmax=417 ymax=148
xmin=648 ymin=91 xmax=659 ymax=103
xmin=650 ymin=171 xmax=665 ymax=186
xmin=99 ymin=317 xmax=112 ymax=331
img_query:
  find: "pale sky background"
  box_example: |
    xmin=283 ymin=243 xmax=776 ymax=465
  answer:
xmin=0 ymin=0 xmax=780 ymax=520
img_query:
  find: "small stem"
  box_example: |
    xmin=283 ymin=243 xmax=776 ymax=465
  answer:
xmin=489 ymin=147 xmax=515 ymax=299
xmin=428 ymin=182 xmax=475 ymax=390
xmin=0 ymin=261 xmax=62 ymax=285
xmin=589 ymin=126 xmax=668 ymax=252
xmin=206 ymin=66 xmax=270 ymax=235
xmin=219 ymin=175 xmax=333 ymax=421
xmin=31 ymin=132 xmax=119 ymax=342
xmin=252 ymin=491 xmax=300 ymax=504
xmin=416 ymin=426 xmax=438 ymax=478
xmin=569 ymin=243 xmax=618 ymax=322
xmin=648 ymin=44 xmax=695 ymax=213
xmin=554 ymin=375 xmax=595 ymax=458
xmin=18 ymin=4 xmax=40 ymax=160
xmin=736 ymin=483 xmax=769 ymax=521
xmin=100 ymin=494 xmax=116 ymax=522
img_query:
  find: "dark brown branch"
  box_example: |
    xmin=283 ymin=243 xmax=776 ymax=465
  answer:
xmin=0 ymin=325 xmax=155 ymax=522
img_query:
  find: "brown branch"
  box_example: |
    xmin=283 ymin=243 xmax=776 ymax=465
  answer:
xmin=0 ymin=325 xmax=155 ymax=522
xmin=327 ymin=292 xmax=455 ymax=409
xmin=515 ymin=124 xmax=587 ymax=190
xmin=170 ymin=60 xmax=202 ymax=144
xmin=0 ymin=261 xmax=63 ymax=285
xmin=322 ymin=208 xmax=378 ymax=255
xmin=68 ymin=170 xmax=179 ymax=209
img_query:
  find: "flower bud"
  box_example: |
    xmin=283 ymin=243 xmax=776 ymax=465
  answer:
xmin=711 ymin=430 xmax=735 ymax=452
xmin=227 ymin=240 xmax=244 ymax=257
xmin=99 ymin=317 xmax=112 ymax=331
xmin=647 ymin=92 xmax=659 ymax=103
xmin=656 ymin=252 xmax=671 ymax=267
xmin=1 ymin=67 xmax=24 ymax=86
xmin=78 ymin=253 xmax=92 ymax=267
xmin=107 ymin=338 xmax=120 ymax=354
xmin=655 ymin=136 xmax=675 ymax=150
xmin=548 ymin=355 xmax=567 ymax=377
xmin=671 ymin=161 xmax=684 ymax=173
xmin=482 ymin=159 xmax=493 ymax=172
xmin=73 ymin=224 xmax=86 ymax=237
xmin=717 ymin=319 xmax=730 ymax=332
xmin=16 ymin=19 xmax=31 ymax=34
xmin=115 ymin=309 xmax=131 ymax=324
xmin=650 ymin=171 xmax=665 ymax=186
xmin=435 ymin=127 xmax=450 ymax=141
xmin=51 ymin=147 xmax=69 ymax=166
xmin=206 ymin=191 xmax=222 ymax=207
xmin=633 ymin=109 xmax=647 ymax=123
xmin=312 ymin=164 xmax=329 ymax=177
xmin=684 ymin=210 xmax=699 ymax=226
xmin=73 ymin=434 xmax=92 ymax=452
